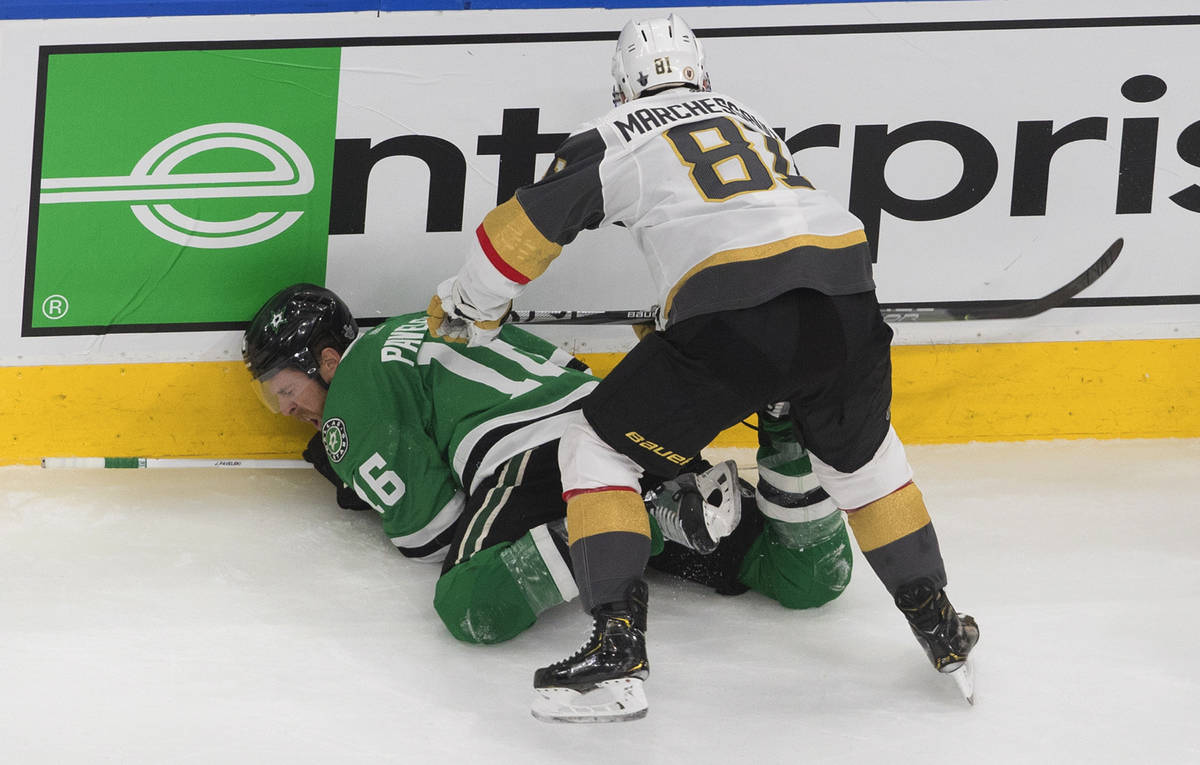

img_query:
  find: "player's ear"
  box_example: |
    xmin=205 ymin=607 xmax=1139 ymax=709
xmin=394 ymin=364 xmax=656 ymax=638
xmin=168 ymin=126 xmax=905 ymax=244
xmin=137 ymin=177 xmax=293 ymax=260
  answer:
xmin=318 ymin=346 xmax=343 ymax=382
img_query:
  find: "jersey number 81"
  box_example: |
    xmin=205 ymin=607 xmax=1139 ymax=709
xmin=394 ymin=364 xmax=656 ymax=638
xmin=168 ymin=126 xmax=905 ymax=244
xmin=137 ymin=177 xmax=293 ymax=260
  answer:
xmin=665 ymin=116 xmax=812 ymax=201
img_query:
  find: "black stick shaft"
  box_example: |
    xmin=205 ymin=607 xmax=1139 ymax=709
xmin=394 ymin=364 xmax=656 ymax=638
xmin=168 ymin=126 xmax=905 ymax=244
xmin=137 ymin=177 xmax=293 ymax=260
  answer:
xmin=506 ymin=238 xmax=1123 ymax=326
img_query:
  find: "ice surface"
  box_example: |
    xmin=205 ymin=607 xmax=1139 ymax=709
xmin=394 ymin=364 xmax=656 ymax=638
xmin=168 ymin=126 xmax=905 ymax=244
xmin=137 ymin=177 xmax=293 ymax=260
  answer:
xmin=2 ymin=439 xmax=1198 ymax=764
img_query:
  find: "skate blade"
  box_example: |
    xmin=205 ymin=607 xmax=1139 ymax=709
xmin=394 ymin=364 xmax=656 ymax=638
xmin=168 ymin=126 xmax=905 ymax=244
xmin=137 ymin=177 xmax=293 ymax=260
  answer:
xmin=944 ymin=660 xmax=975 ymax=705
xmin=697 ymin=460 xmax=742 ymax=541
xmin=530 ymin=677 xmax=648 ymax=723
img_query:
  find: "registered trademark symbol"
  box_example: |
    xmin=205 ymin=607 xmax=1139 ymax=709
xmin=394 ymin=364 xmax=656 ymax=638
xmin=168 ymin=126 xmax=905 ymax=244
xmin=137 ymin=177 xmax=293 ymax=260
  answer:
xmin=41 ymin=294 xmax=69 ymax=320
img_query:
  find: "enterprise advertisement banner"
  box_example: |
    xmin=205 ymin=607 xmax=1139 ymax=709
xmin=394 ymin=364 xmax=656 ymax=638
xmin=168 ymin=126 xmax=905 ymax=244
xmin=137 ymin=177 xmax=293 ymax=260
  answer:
xmin=4 ymin=1 xmax=1199 ymax=362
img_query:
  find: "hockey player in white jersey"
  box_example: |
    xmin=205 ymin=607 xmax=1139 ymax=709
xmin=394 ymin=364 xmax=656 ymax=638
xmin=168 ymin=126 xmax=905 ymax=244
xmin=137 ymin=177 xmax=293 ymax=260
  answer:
xmin=428 ymin=15 xmax=978 ymax=721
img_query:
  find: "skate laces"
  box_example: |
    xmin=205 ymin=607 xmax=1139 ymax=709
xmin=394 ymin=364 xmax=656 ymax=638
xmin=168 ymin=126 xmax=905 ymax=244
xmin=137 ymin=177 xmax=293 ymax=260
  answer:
xmin=658 ymin=490 xmax=692 ymax=540
xmin=549 ymin=613 xmax=632 ymax=668
xmin=895 ymin=582 xmax=946 ymax=633
xmin=646 ymin=476 xmax=702 ymax=545
xmin=551 ymin=622 xmax=605 ymax=668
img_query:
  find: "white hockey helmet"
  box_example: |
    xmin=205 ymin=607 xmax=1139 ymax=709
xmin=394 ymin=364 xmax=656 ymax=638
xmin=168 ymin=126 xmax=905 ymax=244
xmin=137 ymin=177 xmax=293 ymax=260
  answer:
xmin=611 ymin=14 xmax=710 ymax=106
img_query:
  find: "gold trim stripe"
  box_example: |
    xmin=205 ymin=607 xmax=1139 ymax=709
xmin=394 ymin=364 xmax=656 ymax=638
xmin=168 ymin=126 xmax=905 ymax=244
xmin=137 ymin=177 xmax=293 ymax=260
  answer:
xmin=1 ymin=360 xmax=314 ymax=466
xmin=846 ymin=483 xmax=931 ymax=552
xmin=566 ymin=489 xmax=650 ymax=542
xmin=663 ymin=229 xmax=868 ymax=319
xmin=480 ymin=197 xmax=563 ymax=282
xmin=1 ymin=338 xmax=1197 ymax=465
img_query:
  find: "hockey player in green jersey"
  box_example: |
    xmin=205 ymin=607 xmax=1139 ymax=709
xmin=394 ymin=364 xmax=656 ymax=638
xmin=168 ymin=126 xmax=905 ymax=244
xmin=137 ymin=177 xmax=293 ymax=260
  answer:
xmin=243 ymin=283 xmax=854 ymax=649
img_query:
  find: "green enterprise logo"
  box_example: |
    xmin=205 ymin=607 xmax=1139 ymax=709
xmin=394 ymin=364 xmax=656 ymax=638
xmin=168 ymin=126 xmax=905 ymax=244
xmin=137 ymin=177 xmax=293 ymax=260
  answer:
xmin=27 ymin=46 xmax=340 ymax=333
xmin=40 ymin=123 xmax=314 ymax=248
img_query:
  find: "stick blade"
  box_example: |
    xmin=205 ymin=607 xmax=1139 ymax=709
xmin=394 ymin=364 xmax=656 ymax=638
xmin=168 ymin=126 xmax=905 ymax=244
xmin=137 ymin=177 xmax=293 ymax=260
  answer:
xmin=955 ymin=236 xmax=1124 ymax=320
xmin=883 ymin=237 xmax=1125 ymax=322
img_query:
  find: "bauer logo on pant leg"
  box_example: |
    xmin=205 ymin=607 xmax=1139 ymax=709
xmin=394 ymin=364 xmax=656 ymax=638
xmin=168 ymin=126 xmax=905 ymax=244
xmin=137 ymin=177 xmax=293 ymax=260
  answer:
xmin=624 ymin=431 xmax=693 ymax=466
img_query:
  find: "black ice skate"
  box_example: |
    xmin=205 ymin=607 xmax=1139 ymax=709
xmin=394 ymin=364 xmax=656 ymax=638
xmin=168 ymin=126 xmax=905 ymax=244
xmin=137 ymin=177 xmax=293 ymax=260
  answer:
xmin=895 ymin=579 xmax=980 ymax=704
xmin=644 ymin=460 xmax=741 ymax=554
xmin=531 ymin=581 xmax=650 ymax=723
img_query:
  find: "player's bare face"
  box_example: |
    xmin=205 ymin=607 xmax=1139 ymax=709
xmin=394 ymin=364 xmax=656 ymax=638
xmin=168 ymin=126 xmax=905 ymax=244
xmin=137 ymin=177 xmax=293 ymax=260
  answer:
xmin=267 ymin=368 xmax=328 ymax=427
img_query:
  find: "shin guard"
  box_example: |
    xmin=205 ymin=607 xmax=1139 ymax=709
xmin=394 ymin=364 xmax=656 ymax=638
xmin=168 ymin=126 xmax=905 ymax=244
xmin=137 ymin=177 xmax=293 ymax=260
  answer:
xmin=846 ymin=482 xmax=946 ymax=594
xmin=566 ymin=488 xmax=651 ymax=611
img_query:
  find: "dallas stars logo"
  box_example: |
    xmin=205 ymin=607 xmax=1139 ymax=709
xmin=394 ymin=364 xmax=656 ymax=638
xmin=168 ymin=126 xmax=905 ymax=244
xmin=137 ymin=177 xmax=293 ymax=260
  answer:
xmin=268 ymin=309 xmax=285 ymax=332
xmin=322 ymin=417 xmax=348 ymax=463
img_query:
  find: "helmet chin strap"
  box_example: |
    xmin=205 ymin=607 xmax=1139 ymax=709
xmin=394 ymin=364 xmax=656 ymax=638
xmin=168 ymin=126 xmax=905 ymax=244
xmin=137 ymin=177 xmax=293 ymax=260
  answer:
xmin=640 ymin=83 xmax=699 ymax=98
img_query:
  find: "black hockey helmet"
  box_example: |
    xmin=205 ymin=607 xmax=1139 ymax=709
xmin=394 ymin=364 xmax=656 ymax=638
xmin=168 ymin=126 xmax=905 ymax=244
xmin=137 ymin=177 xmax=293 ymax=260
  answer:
xmin=242 ymin=283 xmax=358 ymax=387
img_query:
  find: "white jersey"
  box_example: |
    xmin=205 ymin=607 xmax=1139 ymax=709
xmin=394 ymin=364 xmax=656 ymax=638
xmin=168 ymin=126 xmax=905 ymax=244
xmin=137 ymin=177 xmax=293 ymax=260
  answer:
xmin=457 ymin=88 xmax=874 ymax=328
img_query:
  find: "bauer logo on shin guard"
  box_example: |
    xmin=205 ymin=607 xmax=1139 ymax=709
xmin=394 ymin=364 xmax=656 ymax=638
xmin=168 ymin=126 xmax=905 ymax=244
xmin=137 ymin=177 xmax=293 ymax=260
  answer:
xmin=624 ymin=431 xmax=693 ymax=466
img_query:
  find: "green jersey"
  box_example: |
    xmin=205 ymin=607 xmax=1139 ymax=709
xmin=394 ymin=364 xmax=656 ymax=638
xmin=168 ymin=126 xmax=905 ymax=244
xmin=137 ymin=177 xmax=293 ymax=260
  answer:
xmin=320 ymin=313 xmax=598 ymax=561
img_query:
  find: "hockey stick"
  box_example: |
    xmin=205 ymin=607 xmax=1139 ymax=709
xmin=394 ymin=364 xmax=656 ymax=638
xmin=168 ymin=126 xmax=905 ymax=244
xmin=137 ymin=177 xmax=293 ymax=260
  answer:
xmin=506 ymin=238 xmax=1124 ymax=325
xmin=506 ymin=308 xmax=659 ymax=326
xmin=41 ymin=457 xmax=311 ymax=469
xmin=878 ymin=237 xmax=1123 ymax=322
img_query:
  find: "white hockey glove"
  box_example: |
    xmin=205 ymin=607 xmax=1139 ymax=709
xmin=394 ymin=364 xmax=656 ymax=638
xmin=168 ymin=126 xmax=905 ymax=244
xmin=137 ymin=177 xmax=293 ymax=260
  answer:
xmin=426 ymin=277 xmax=511 ymax=347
